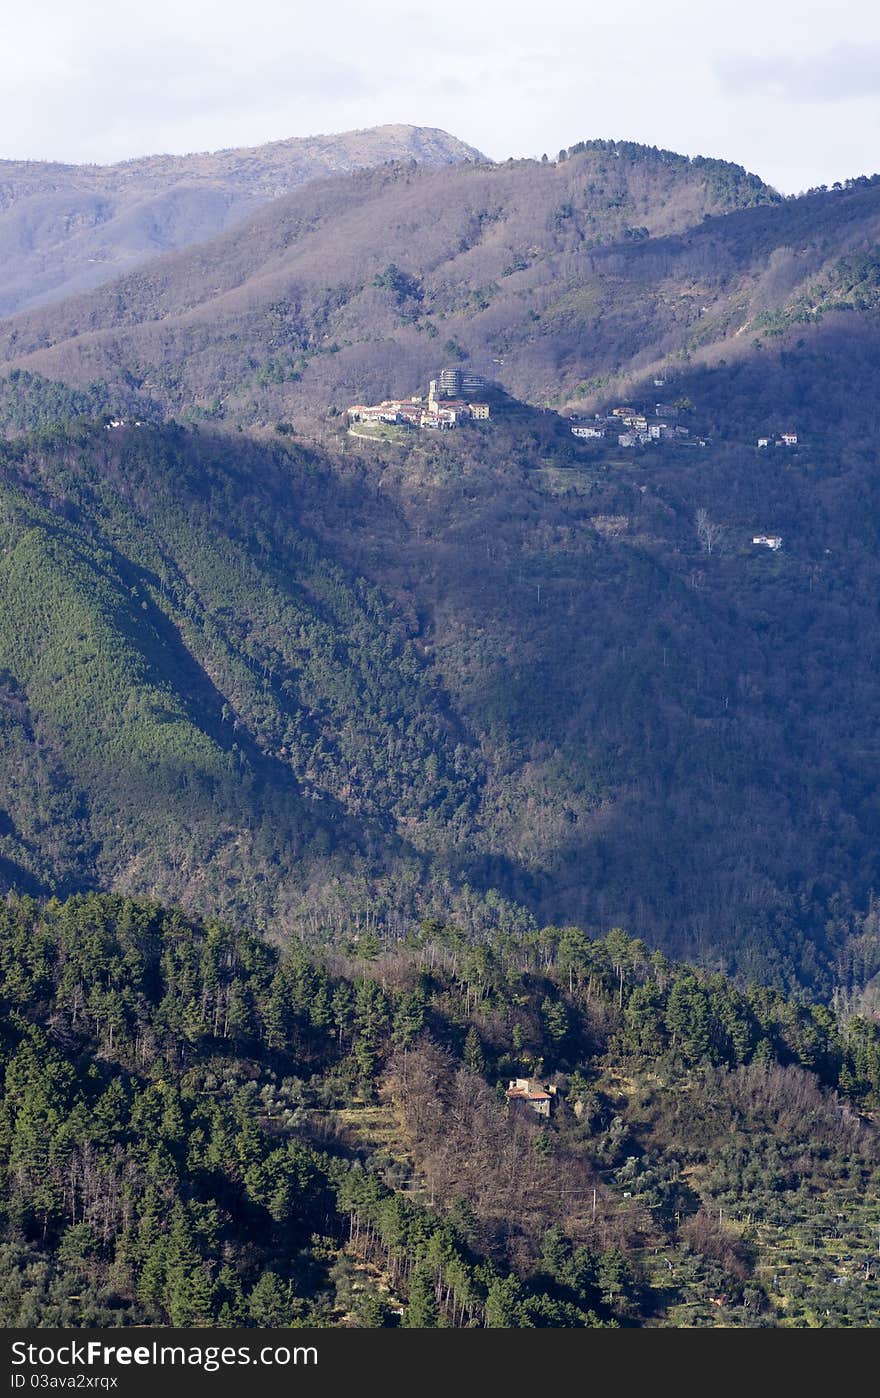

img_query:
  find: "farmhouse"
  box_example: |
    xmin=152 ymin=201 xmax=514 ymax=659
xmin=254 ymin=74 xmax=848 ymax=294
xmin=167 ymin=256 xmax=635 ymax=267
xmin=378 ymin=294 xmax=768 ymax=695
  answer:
xmin=506 ymin=1078 xmax=558 ymax=1118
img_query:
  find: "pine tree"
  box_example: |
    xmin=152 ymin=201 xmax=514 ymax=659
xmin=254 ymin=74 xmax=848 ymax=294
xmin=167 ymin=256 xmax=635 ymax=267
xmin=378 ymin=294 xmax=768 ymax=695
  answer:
xmin=403 ymin=1263 xmax=438 ymax=1328
xmin=248 ymin=1271 xmax=294 ymax=1326
xmin=463 ymin=1026 xmax=485 ymax=1074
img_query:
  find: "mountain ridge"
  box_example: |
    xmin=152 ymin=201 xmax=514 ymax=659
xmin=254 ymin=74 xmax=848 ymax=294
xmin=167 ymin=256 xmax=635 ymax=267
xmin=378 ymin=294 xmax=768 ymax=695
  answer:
xmin=0 ymin=123 xmax=483 ymax=317
xmin=0 ymin=139 xmax=786 ymax=422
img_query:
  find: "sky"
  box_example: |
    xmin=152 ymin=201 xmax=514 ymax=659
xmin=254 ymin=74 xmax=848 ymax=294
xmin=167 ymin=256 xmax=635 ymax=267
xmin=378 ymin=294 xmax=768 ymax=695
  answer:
xmin=3 ymin=0 xmax=880 ymax=193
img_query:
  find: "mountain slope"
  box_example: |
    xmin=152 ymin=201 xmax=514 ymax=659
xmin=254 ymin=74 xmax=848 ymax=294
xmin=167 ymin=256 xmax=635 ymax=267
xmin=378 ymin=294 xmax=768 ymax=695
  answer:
xmin=2 ymin=892 xmax=879 ymax=1328
xmin=0 ymin=124 xmax=482 ymax=317
xmin=0 ymin=141 xmax=780 ymax=420
xmin=4 ymin=384 xmax=880 ymax=995
xmin=5 ymin=144 xmax=880 ymax=990
xmin=7 ymin=145 xmax=880 ymax=438
xmin=0 ymin=420 xmax=483 ymax=926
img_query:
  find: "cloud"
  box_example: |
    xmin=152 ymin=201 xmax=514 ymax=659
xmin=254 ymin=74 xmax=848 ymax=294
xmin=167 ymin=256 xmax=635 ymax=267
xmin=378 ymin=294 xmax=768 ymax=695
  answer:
xmin=715 ymin=43 xmax=880 ymax=103
xmin=0 ymin=34 xmax=373 ymax=161
xmin=80 ymin=38 xmax=370 ymax=120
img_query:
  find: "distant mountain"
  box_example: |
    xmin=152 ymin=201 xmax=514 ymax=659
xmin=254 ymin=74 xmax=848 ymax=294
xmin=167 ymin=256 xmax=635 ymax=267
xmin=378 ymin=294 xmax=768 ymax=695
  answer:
xmin=0 ymin=140 xmax=780 ymax=420
xmin=0 ymin=124 xmax=483 ymax=316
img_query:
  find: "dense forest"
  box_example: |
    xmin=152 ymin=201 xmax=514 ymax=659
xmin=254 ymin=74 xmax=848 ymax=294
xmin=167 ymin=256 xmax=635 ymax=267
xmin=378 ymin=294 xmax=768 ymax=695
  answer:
xmin=2 ymin=891 xmax=879 ymax=1328
xmin=2 ymin=383 xmax=880 ymax=993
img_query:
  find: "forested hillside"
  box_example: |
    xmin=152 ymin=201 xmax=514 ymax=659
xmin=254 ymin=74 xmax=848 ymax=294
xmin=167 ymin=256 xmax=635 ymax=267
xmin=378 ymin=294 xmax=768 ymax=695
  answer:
xmin=0 ymin=417 xmax=485 ymax=928
xmin=2 ymin=892 xmax=879 ymax=1328
xmin=3 ymin=394 xmax=880 ymax=993
xmin=334 ymin=327 xmax=880 ymax=995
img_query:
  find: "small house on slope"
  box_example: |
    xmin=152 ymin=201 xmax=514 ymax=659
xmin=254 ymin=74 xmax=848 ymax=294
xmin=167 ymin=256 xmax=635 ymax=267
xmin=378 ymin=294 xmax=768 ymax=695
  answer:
xmin=506 ymin=1078 xmax=557 ymax=1118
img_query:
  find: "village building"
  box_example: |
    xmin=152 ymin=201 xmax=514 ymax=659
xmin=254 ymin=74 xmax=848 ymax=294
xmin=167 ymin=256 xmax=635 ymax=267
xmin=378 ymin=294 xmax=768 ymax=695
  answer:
xmin=780 ymin=432 xmax=798 ymax=447
xmin=757 ymin=437 xmax=770 ymax=448
xmin=461 ymin=372 xmax=488 ymax=397
xmin=753 ymin=534 xmax=783 ymax=550
xmin=435 ymin=368 xmax=488 ymax=398
xmin=571 ymin=424 xmax=605 ymax=439
xmin=348 ymin=397 xmax=424 ymax=425
xmin=420 ymin=408 xmax=457 ymax=429
xmin=438 ymin=367 xmax=462 ymax=396
xmin=506 ymin=1078 xmax=558 ymax=1118
xmin=425 ymin=380 xmax=490 ymax=424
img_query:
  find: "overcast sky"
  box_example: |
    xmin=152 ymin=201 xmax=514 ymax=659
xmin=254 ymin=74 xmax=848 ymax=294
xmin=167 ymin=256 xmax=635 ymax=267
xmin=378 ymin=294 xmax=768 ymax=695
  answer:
xmin=4 ymin=0 xmax=879 ymax=192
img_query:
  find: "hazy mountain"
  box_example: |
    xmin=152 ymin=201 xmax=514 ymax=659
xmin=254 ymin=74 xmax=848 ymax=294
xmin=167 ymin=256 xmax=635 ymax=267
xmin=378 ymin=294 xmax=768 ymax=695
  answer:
xmin=0 ymin=124 xmax=483 ymax=317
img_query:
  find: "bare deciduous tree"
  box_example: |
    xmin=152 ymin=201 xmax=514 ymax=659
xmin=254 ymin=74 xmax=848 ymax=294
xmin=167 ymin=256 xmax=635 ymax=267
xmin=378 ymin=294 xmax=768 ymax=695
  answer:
xmin=695 ymin=508 xmax=724 ymax=555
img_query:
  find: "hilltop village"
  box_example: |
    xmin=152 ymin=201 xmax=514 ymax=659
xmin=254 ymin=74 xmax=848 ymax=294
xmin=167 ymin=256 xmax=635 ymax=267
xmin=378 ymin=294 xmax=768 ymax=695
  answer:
xmin=347 ymin=369 xmax=797 ymax=554
xmin=348 ymin=367 xmax=492 ymax=432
